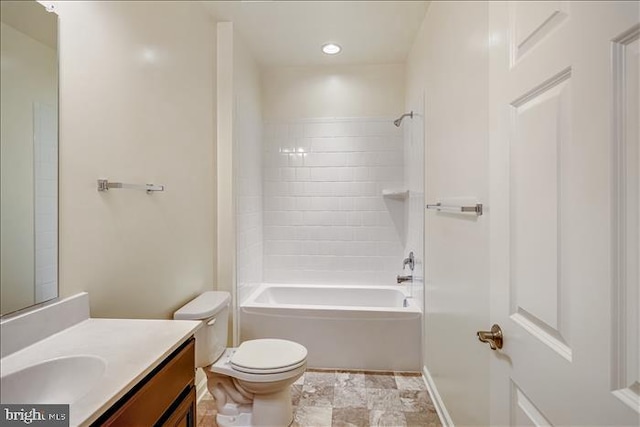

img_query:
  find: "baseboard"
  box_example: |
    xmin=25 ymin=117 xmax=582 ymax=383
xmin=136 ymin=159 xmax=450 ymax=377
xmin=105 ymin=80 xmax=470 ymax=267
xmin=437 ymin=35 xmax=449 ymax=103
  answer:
xmin=196 ymin=375 xmax=209 ymax=403
xmin=422 ymin=365 xmax=454 ymax=427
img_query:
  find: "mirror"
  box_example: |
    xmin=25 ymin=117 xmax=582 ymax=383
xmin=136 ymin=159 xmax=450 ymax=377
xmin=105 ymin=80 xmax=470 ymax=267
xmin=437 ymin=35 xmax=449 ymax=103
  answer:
xmin=1 ymin=0 xmax=58 ymax=316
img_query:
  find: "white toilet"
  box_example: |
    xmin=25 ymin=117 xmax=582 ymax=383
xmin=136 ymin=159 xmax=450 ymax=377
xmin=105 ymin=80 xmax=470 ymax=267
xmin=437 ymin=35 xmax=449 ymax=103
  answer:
xmin=174 ymin=291 xmax=307 ymax=427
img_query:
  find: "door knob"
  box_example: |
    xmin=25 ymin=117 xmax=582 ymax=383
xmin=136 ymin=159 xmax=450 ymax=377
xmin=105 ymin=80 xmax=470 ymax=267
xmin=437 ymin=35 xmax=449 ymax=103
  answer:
xmin=477 ymin=324 xmax=503 ymax=350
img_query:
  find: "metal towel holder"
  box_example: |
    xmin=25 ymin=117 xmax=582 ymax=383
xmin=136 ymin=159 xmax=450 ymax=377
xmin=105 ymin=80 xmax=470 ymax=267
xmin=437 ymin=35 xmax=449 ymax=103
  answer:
xmin=97 ymin=179 xmax=164 ymax=194
xmin=426 ymin=202 xmax=483 ymax=216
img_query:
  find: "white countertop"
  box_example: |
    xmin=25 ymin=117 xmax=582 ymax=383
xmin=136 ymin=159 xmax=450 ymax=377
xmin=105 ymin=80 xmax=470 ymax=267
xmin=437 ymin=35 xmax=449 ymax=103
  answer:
xmin=0 ymin=318 xmax=201 ymax=426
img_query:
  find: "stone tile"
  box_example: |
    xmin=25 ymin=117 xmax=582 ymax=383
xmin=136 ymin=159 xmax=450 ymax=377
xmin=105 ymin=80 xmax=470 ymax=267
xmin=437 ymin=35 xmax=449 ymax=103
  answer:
xmin=370 ymin=410 xmax=408 ymax=427
xmin=197 ymin=369 xmax=444 ymax=427
xmin=197 ymin=413 xmax=217 ymax=427
xmin=365 ymin=372 xmax=397 ymax=389
xmin=331 ymin=407 xmax=369 ymax=427
xmin=294 ymin=372 xmax=305 ymax=386
xmin=298 ymin=384 xmax=334 ymax=407
xmin=305 ymin=370 xmax=336 ymax=387
xmin=366 ymin=389 xmax=403 ymax=411
xmin=196 ymin=397 xmax=217 ymax=427
xmin=395 ymin=372 xmax=427 ymax=391
xmin=198 ymin=398 xmax=217 ymax=416
xmin=292 ymin=406 xmax=333 ymax=427
xmin=291 ymin=384 xmax=303 ymax=406
xmin=404 ymin=410 xmax=442 ymax=426
xmin=333 ymin=387 xmax=367 ymax=408
xmin=336 ymin=370 xmax=366 ymax=388
xmin=399 ymin=390 xmax=434 ymax=413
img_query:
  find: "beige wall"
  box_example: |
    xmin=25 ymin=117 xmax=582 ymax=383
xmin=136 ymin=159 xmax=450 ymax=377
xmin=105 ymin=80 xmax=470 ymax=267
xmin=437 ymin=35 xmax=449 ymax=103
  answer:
xmin=0 ymin=21 xmax=57 ymax=314
xmin=408 ymin=1 xmax=490 ymax=425
xmin=262 ymin=64 xmax=405 ymax=120
xmin=57 ymin=1 xmax=216 ymax=319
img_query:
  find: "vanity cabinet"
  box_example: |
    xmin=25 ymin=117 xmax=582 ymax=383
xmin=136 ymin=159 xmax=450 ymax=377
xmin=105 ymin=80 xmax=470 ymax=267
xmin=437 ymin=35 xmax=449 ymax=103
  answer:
xmin=92 ymin=338 xmax=196 ymax=427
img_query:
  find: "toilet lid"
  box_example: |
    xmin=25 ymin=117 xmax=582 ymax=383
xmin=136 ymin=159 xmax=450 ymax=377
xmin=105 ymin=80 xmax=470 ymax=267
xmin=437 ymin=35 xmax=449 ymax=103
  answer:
xmin=231 ymin=339 xmax=307 ymax=374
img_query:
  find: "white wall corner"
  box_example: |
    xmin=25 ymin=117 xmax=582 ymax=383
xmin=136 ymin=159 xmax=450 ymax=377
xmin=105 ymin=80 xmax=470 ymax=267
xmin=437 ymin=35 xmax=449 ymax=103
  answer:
xmin=216 ymin=21 xmax=238 ymax=345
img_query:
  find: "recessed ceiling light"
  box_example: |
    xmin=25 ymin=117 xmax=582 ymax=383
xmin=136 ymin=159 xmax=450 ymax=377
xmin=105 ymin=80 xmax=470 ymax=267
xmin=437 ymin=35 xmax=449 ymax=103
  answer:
xmin=322 ymin=43 xmax=342 ymax=55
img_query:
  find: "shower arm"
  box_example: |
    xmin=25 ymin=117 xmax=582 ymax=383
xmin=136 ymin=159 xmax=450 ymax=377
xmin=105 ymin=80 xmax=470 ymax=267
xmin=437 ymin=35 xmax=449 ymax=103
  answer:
xmin=393 ymin=111 xmax=414 ymax=127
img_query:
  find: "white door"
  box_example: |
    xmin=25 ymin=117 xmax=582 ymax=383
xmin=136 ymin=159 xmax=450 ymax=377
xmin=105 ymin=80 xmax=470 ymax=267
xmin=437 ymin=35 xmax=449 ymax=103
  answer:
xmin=489 ymin=1 xmax=640 ymax=425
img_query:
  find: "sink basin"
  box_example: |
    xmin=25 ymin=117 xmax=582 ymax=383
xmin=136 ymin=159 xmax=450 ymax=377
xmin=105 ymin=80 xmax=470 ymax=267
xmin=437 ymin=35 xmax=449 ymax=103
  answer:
xmin=1 ymin=355 xmax=106 ymax=404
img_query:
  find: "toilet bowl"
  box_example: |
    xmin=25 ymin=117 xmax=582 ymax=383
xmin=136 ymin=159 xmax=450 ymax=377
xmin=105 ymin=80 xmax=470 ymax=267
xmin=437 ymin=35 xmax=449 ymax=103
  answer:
xmin=207 ymin=340 xmax=307 ymax=427
xmin=174 ymin=291 xmax=307 ymax=427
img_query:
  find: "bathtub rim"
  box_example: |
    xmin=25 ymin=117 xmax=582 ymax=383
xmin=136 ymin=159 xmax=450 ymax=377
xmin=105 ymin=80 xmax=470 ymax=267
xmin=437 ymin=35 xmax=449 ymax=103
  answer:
xmin=240 ymin=283 xmax=422 ymax=315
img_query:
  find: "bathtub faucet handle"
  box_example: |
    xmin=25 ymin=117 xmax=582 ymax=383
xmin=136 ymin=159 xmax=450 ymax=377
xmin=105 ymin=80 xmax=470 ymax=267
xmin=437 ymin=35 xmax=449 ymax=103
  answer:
xmin=403 ymin=252 xmax=415 ymax=271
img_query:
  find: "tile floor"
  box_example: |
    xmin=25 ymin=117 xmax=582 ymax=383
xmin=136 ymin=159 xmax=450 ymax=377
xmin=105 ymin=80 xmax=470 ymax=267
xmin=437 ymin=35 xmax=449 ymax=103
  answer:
xmin=197 ymin=369 xmax=442 ymax=427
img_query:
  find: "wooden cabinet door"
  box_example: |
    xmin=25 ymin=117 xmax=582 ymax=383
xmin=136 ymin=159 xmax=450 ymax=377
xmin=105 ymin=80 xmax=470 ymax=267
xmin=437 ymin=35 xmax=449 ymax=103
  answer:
xmin=94 ymin=339 xmax=196 ymax=427
xmin=160 ymin=387 xmax=197 ymax=427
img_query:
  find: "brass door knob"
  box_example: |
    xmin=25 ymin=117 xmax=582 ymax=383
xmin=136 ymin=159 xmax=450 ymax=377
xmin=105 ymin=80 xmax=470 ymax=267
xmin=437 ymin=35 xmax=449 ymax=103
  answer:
xmin=477 ymin=324 xmax=503 ymax=350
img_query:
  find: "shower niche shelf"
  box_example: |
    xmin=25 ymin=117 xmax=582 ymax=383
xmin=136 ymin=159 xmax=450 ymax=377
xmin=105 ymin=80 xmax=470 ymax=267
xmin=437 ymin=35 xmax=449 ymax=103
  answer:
xmin=382 ymin=189 xmax=409 ymax=200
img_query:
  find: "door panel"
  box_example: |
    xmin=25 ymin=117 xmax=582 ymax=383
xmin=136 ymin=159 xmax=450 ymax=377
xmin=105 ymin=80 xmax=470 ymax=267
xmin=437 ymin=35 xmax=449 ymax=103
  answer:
xmin=509 ymin=70 xmax=570 ymax=356
xmin=511 ymin=1 xmax=569 ymax=65
xmin=490 ymin=2 xmax=640 ymax=425
xmin=612 ymin=24 xmax=640 ymax=412
xmin=511 ymin=381 xmax=553 ymax=427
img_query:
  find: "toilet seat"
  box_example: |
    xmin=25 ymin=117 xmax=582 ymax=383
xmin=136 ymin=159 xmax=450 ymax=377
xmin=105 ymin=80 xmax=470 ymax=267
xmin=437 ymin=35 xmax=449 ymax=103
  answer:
xmin=231 ymin=358 xmax=307 ymax=375
xmin=231 ymin=339 xmax=307 ymax=374
xmin=210 ymin=348 xmax=307 ymax=384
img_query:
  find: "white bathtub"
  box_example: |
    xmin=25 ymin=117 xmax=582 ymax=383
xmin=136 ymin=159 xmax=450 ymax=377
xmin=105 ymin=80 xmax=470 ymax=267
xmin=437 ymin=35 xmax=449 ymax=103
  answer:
xmin=240 ymin=284 xmax=422 ymax=371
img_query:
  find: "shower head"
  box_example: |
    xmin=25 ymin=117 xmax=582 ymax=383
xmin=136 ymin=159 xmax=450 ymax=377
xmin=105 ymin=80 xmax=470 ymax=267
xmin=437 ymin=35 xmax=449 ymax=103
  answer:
xmin=393 ymin=111 xmax=413 ymax=127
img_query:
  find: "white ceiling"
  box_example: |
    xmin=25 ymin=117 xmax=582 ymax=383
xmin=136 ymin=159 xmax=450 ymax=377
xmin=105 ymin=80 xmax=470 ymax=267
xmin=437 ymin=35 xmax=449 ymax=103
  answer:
xmin=204 ymin=1 xmax=429 ymax=67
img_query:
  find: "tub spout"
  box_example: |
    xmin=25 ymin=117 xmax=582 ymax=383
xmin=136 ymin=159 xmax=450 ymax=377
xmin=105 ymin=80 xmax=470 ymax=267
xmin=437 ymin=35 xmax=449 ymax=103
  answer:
xmin=397 ymin=275 xmax=413 ymax=284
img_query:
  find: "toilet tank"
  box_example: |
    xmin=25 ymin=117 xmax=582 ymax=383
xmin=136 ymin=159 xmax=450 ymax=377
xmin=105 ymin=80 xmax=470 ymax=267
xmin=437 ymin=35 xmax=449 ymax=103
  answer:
xmin=174 ymin=291 xmax=231 ymax=368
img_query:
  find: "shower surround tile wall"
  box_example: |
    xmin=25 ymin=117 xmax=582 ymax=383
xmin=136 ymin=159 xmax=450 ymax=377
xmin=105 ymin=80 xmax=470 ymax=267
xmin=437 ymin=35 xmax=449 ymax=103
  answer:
xmin=236 ymin=136 xmax=262 ymax=304
xmin=263 ymin=118 xmax=405 ymax=285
